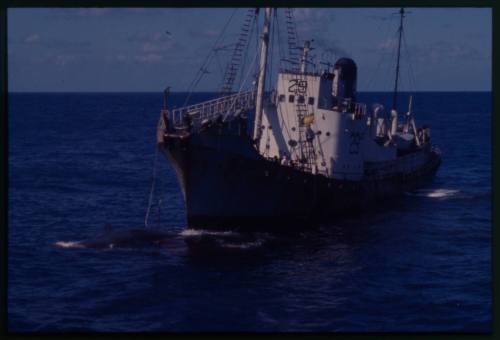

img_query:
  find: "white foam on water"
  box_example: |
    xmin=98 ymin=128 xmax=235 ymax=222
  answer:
xmin=179 ymin=229 xmax=238 ymax=237
xmin=54 ymin=241 xmax=86 ymax=249
xmin=221 ymin=239 xmax=266 ymax=249
xmin=406 ymin=188 xmax=460 ymax=199
xmin=426 ymin=189 xmax=460 ymax=198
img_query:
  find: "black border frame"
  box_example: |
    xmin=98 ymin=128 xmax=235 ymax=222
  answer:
xmin=1 ymin=0 xmax=496 ymax=337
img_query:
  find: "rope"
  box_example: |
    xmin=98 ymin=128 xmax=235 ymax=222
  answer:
xmin=402 ymin=31 xmax=419 ymax=102
xmin=267 ymin=10 xmax=275 ymax=92
xmin=223 ymin=47 xmax=259 ymax=121
xmin=363 ymin=15 xmax=396 ymax=91
xmin=144 ymin=145 xmax=159 ymax=228
xmin=184 ymin=8 xmax=239 ymax=106
xmin=237 ymin=11 xmax=258 ymax=90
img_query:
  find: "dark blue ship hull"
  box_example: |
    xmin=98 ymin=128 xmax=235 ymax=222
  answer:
xmin=159 ymin=121 xmax=441 ymax=231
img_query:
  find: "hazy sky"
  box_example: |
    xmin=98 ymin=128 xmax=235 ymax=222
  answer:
xmin=8 ymin=7 xmax=491 ymax=92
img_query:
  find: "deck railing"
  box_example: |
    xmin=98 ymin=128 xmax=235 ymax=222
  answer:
xmin=354 ymin=102 xmax=367 ymax=116
xmin=169 ymin=91 xmax=256 ymax=129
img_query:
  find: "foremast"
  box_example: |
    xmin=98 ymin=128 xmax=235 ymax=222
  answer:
xmin=253 ymin=7 xmax=273 ymax=142
xmin=392 ymin=7 xmax=405 ymax=111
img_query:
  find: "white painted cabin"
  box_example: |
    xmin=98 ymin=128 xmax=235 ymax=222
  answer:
xmin=258 ymin=58 xmax=399 ymax=181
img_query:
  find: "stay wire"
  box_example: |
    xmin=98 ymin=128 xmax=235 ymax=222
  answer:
xmin=363 ymin=15 xmax=396 ymax=91
xmin=184 ymin=8 xmax=239 ymax=106
xmin=238 ymin=10 xmax=258 ymax=90
xmin=402 ymin=31 xmax=419 ymax=104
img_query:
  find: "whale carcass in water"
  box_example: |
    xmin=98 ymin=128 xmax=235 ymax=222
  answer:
xmin=55 ymin=225 xmax=177 ymax=249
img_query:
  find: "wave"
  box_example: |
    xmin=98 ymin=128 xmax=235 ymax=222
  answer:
xmin=180 ymin=228 xmax=274 ymax=251
xmin=406 ymin=188 xmax=461 ymax=199
xmin=54 ymin=241 xmax=86 ymax=249
xmin=179 ymin=229 xmax=239 ymax=237
xmin=220 ymin=239 xmax=266 ymax=250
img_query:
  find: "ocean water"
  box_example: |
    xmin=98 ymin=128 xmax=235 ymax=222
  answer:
xmin=8 ymin=92 xmax=491 ymax=332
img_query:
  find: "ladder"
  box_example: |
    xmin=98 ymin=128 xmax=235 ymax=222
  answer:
xmin=296 ymin=101 xmax=316 ymax=172
xmin=220 ymin=9 xmax=258 ymax=95
xmin=285 ymin=8 xmax=300 ymax=72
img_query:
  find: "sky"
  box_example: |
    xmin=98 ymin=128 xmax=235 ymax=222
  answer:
xmin=7 ymin=7 xmax=492 ymax=92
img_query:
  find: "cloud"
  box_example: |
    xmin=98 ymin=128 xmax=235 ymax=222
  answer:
xmin=364 ymin=14 xmax=391 ymax=22
xmin=24 ymin=33 xmax=40 ymax=43
xmin=364 ymin=37 xmax=486 ymax=65
xmin=188 ymin=28 xmax=220 ymax=39
xmin=314 ymin=38 xmax=351 ymax=59
xmin=293 ymin=8 xmax=330 ymax=22
xmin=107 ymin=52 xmax=167 ymax=65
xmin=376 ymin=38 xmax=398 ymax=52
xmin=53 ymin=54 xmax=78 ymax=66
xmin=292 ymin=8 xmax=335 ymax=38
xmin=28 ymin=53 xmax=80 ymax=66
xmin=134 ymin=53 xmax=163 ymax=63
xmin=44 ymin=8 xmax=175 ymax=21
xmin=116 ymin=54 xmax=128 ymax=62
xmin=396 ymin=40 xmax=483 ymax=66
xmin=126 ymin=31 xmax=184 ymax=55
xmin=14 ymin=34 xmax=92 ymax=53
xmin=127 ymin=31 xmax=171 ymax=43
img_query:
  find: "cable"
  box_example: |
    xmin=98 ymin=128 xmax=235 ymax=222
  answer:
xmin=403 ymin=31 xmax=419 ymax=102
xmin=363 ymin=15 xmax=397 ymax=91
xmin=184 ymin=8 xmax=239 ymax=106
xmin=144 ymin=145 xmax=159 ymax=228
xmin=237 ymin=10 xmax=258 ymax=90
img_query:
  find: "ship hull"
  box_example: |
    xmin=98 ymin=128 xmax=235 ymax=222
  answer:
xmin=159 ymin=124 xmax=441 ymax=232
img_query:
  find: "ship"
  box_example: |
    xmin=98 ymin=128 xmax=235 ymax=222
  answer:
xmin=156 ymin=8 xmax=442 ymax=231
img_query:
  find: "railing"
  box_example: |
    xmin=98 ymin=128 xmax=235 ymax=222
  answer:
xmin=333 ymin=99 xmax=367 ymax=118
xmin=354 ymin=102 xmax=367 ymax=118
xmin=169 ymin=90 xmax=256 ymax=129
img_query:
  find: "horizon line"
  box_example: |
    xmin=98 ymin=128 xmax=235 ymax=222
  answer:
xmin=7 ymin=90 xmax=492 ymax=94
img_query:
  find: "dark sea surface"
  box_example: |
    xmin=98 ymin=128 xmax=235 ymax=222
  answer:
xmin=8 ymin=92 xmax=491 ymax=332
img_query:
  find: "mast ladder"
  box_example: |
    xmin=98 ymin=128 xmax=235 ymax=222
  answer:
xmin=220 ymin=8 xmax=258 ymax=95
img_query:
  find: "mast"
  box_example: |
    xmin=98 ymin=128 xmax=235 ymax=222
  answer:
xmin=300 ymin=40 xmax=312 ymax=73
xmin=392 ymin=7 xmax=405 ymax=111
xmin=253 ymin=7 xmax=272 ymax=142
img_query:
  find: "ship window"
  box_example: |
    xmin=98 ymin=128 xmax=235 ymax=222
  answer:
xmin=308 ymin=97 xmax=315 ymax=105
xmin=288 ymin=95 xmax=295 ymax=103
xmin=279 ymin=94 xmax=285 ymax=102
xmin=298 ymin=95 xmax=305 ymax=104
